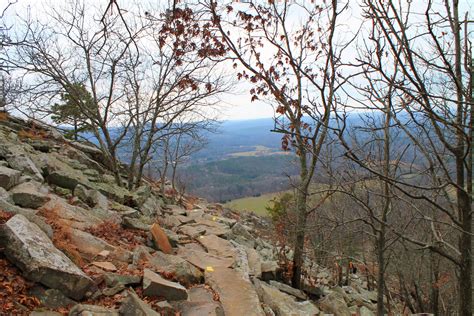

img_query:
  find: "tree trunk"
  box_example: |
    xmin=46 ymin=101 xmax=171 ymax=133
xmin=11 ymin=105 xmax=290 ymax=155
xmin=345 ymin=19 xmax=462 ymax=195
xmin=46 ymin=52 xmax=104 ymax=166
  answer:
xmin=291 ymin=145 xmax=309 ymax=289
xmin=459 ymin=190 xmax=472 ymax=315
xmin=376 ymin=229 xmax=385 ymax=316
xmin=430 ymin=252 xmax=439 ymax=315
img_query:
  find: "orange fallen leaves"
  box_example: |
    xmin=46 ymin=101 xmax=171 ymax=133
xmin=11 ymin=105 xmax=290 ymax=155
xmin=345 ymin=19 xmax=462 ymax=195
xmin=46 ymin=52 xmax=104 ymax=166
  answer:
xmin=0 ymin=258 xmax=41 ymax=314
xmin=86 ymin=220 xmax=148 ymax=250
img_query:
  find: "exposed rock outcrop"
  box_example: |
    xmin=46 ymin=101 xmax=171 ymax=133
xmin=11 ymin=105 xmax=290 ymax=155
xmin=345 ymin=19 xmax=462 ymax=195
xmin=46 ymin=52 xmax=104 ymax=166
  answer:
xmin=0 ymin=116 xmax=387 ymax=315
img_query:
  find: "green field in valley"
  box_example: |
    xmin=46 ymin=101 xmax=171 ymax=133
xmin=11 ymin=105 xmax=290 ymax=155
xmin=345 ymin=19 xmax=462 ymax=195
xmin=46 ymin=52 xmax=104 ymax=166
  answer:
xmin=224 ymin=192 xmax=282 ymax=216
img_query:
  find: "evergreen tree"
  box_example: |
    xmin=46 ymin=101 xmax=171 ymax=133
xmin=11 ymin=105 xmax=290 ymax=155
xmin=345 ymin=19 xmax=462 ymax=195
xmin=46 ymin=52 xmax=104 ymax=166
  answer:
xmin=51 ymin=83 xmax=95 ymax=140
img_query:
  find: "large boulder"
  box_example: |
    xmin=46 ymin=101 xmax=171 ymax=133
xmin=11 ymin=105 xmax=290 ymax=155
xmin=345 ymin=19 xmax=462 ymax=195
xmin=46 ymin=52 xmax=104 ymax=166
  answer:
xmin=229 ymin=222 xmax=255 ymax=248
xmin=0 ymin=166 xmax=21 ymax=190
xmin=9 ymin=181 xmax=50 ymax=209
xmin=74 ymin=184 xmax=108 ymax=210
xmin=149 ymin=251 xmax=203 ymax=286
xmin=318 ymin=291 xmax=351 ymax=316
xmin=254 ymin=279 xmax=319 ymax=316
xmin=142 ymin=269 xmax=188 ymax=301
xmin=5 ymin=152 xmax=44 ymax=182
xmin=0 ymin=199 xmax=53 ymax=238
xmin=131 ymin=185 xmax=151 ymax=207
xmin=0 ymin=215 xmax=94 ymax=300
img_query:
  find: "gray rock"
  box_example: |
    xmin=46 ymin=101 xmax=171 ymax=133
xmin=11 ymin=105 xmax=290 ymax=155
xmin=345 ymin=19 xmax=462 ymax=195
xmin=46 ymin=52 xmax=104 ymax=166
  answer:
xmin=29 ymin=287 xmax=76 ymax=309
xmin=102 ymin=283 xmax=126 ymax=296
xmin=142 ymin=268 xmax=188 ymax=301
xmin=246 ymin=247 xmax=262 ymax=278
xmin=261 ymin=261 xmax=279 ymax=281
xmin=122 ymin=217 xmax=151 ymax=231
xmin=254 ymin=279 xmax=319 ymax=316
xmin=149 ymin=251 xmax=203 ymax=286
xmin=140 ymin=196 xmax=161 ymax=217
xmin=0 ymin=186 xmax=11 ymax=202
xmin=119 ymin=290 xmax=160 ymax=316
xmin=104 ymin=273 xmax=142 ymax=287
xmin=1 ymin=214 xmax=94 ymax=300
xmin=359 ymin=306 xmax=375 ymax=316
xmin=10 ymin=181 xmax=50 ymax=209
xmin=318 ymin=291 xmax=351 ymax=316
xmin=229 ymin=222 xmax=255 ymax=248
xmin=0 ymin=199 xmax=53 ymax=238
xmin=131 ymin=185 xmax=152 ymax=207
xmin=0 ymin=166 xmax=21 ymax=189
xmin=69 ymin=304 xmax=119 ymax=316
xmin=166 ymin=205 xmax=187 ymax=215
xmin=174 ymin=301 xmax=225 ymax=316
xmin=269 ymin=281 xmax=307 ymax=300
xmin=74 ymin=184 xmax=108 ymax=210
xmin=6 ymin=153 xmax=44 ymax=182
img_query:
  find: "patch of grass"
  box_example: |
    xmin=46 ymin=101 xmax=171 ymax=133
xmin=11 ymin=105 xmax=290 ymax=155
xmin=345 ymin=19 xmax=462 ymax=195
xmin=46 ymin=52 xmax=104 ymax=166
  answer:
xmin=225 ymin=192 xmax=281 ymax=216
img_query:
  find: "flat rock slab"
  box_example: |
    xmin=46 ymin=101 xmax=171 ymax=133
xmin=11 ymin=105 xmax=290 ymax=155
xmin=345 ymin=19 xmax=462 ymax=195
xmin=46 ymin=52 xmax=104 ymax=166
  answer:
xmin=192 ymin=219 xmax=230 ymax=237
xmin=143 ymin=268 xmax=188 ymax=301
xmin=177 ymin=247 xmax=234 ymax=271
xmin=150 ymin=223 xmax=173 ymax=254
xmin=1 ymin=214 xmax=94 ymax=300
xmin=254 ymin=279 xmax=318 ymax=316
xmin=269 ymin=280 xmax=308 ymax=300
xmin=205 ymin=267 xmax=264 ymax=316
xmin=197 ymin=234 xmax=236 ymax=259
xmin=179 ymin=225 xmax=206 ymax=239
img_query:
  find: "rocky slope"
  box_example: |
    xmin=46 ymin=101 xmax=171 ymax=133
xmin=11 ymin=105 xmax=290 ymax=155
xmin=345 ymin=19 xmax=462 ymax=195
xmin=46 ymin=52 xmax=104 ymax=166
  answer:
xmin=0 ymin=115 xmax=381 ymax=315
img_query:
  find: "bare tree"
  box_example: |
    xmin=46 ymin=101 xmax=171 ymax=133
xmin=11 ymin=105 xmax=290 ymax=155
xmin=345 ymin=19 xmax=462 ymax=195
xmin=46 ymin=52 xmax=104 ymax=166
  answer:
xmin=6 ymin=1 xmax=227 ymax=189
xmin=203 ymin=0 xmax=352 ymax=289
xmin=335 ymin=0 xmax=473 ymax=313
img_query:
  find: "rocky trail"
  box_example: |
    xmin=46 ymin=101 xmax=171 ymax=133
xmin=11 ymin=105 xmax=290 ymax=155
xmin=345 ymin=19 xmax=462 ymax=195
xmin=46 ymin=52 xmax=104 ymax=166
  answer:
xmin=0 ymin=115 xmax=381 ymax=315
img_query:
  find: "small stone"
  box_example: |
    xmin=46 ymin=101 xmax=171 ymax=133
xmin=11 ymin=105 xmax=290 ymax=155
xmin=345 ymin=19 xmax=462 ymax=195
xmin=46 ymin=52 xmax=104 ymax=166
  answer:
xmin=69 ymin=304 xmax=119 ymax=316
xmin=103 ymin=273 xmax=142 ymax=287
xmin=102 ymin=283 xmax=126 ymax=296
xmin=98 ymin=250 xmax=110 ymax=258
xmin=92 ymin=261 xmax=118 ymax=272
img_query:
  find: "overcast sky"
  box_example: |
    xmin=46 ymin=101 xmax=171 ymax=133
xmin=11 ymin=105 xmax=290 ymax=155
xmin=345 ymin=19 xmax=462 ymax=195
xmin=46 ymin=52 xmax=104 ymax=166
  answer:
xmin=3 ymin=0 xmax=473 ymax=121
